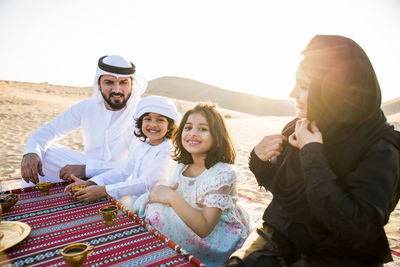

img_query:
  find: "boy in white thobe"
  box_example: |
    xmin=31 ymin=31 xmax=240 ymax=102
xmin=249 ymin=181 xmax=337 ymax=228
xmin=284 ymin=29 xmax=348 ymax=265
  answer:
xmin=65 ymin=96 xmax=180 ymax=209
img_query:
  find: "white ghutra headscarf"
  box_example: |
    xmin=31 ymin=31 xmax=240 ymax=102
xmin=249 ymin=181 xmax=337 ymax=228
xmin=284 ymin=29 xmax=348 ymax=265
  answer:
xmin=93 ymin=55 xmax=147 ymax=157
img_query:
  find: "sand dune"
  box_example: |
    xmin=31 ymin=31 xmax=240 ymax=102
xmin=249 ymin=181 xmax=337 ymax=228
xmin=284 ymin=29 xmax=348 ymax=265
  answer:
xmin=1 ymin=79 xmax=399 ymax=265
xmin=383 ymin=98 xmax=400 ymax=130
xmin=147 ymin=76 xmax=297 ymax=116
xmin=383 ymin=97 xmax=400 ymax=116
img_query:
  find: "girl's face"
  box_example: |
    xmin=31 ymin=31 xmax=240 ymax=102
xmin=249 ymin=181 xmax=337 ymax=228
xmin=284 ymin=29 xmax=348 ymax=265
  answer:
xmin=142 ymin=112 xmax=169 ymax=146
xmin=182 ymin=112 xmax=214 ymax=158
xmin=290 ymin=65 xmax=310 ymax=119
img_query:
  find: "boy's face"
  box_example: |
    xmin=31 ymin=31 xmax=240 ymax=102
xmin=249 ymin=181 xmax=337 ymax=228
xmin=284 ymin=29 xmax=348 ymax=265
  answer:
xmin=142 ymin=112 xmax=169 ymax=146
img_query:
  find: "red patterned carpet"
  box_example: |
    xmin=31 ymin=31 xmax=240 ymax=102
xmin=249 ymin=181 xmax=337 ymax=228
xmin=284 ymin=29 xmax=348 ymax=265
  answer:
xmin=0 ymin=182 xmax=204 ymax=266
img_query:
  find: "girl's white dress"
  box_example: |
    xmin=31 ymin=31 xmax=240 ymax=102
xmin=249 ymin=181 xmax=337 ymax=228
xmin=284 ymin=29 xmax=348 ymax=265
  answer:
xmin=134 ymin=162 xmax=251 ymax=266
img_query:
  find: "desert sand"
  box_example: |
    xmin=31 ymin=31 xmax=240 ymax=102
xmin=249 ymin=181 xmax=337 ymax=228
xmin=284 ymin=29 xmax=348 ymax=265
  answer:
xmin=0 ymin=80 xmax=399 ymax=265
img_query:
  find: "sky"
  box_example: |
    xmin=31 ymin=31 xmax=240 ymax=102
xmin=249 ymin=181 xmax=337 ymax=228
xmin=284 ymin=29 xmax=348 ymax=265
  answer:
xmin=0 ymin=0 xmax=399 ymax=102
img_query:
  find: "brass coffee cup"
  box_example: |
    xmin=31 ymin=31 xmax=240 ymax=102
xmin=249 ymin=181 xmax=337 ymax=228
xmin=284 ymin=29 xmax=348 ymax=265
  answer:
xmin=36 ymin=181 xmax=51 ymax=195
xmin=99 ymin=205 xmax=118 ymax=226
xmin=61 ymin=243 xmax=94 ymax=267
xmin=72 ymin=185 xmax=87 ymax=194
xmin=0 ymin=193 xmax=19 ymax=212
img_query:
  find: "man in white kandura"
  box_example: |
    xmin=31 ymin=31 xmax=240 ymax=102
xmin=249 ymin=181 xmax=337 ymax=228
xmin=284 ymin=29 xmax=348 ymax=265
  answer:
xmin=21 ymin=55 xmax=147 ymax=187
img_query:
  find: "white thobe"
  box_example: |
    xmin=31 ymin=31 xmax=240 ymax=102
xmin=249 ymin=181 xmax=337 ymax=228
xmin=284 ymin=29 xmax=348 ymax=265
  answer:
xmin=90 ymin=139 xmax=174 ymax=209
xmin=23 ymin=98 xmax=139 ymax=186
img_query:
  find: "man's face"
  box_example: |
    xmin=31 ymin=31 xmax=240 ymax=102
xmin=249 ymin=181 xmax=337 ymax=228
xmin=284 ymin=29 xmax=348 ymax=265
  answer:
xmin=99 ymin=75 xmax=133 ymax=110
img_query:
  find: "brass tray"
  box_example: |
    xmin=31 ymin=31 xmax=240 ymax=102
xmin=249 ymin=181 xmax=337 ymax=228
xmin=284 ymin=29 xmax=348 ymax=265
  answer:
xmin=0 ymin=221 xmax=31 ymax=252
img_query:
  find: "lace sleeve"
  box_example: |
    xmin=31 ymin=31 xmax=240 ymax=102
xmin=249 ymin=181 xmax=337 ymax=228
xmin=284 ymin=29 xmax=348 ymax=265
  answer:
xmin=199 ymin=163 xmax=238 ymax=211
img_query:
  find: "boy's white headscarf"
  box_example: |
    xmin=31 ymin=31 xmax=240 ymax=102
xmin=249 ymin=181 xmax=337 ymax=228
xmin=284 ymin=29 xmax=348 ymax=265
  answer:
xmin=93 ymin=55 xmax=147 ymax=153
xmin=134 ymin=96 xmax=181 ymax=125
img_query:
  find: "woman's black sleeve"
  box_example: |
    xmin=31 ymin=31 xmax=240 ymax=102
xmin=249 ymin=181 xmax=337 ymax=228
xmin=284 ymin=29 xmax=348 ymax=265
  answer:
xmin=300 ymin=140 xmax=399 ymax=245
xmin=249 ymin=148 xmax=277 ymax=190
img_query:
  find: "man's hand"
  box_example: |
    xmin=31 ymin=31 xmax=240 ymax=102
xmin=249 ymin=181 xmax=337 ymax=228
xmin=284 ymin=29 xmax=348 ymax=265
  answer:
xmin=289 ymin=120 xmax=322 ymax=149
xmin=21 ymin=153 xmax=44 ymax=184
xmin=64 ymin=174 xmax=95 ymax=197
xmin=75 ymin=185 xmax=107 ymax=202
xmin=254 ymin=134 xmax=288 ymax=162
xmin=60 ymin=165 xmax=86 ymax=182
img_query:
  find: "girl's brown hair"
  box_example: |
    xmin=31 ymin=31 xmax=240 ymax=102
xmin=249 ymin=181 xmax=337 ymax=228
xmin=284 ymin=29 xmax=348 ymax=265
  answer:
xmin=172 ymin=103 xmax=235 ymax=168
xmin=134 ymin=112 xmax=177 ymax=142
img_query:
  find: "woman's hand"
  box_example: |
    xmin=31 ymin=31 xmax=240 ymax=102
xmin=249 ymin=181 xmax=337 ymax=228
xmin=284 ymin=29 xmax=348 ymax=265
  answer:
xmin=254 ymin=134 xmax=287 ymax=161
xmin=148 ymin=183 xmax=179 ymax=205
xmin=289 ymin=120 xmax=322 ymax=149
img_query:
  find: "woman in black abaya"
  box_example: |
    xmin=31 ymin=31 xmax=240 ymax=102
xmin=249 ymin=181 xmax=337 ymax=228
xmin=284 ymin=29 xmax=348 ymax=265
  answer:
xmin=224 ymin=35 xmax=400 ymax=266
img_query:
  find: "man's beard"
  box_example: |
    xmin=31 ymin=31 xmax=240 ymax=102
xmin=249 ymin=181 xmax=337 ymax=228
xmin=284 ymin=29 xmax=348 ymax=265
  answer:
xmin=101 ymin=91 xmax=132 ymax=110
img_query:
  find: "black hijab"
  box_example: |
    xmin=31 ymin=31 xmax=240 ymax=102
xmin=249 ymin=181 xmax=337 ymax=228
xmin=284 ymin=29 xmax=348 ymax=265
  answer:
xmin=301 ymin=35 xmax=393 ymax=178
xmin=268 ymin=35 xmax=396 ymax=224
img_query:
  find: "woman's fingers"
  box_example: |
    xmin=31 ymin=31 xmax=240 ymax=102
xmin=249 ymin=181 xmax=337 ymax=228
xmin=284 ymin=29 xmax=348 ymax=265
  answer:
xmin=292 ymin=119 xmax=323 ymax=148
xmin=270 ymin=143 xmax=283 ymax=152
xmin=310 ymin=120 xmax=320 ymax=133
xmin=255 ymin=134 xmax=287 ymax=161
xmin=288 ymin=133 xmax=298 ymax=148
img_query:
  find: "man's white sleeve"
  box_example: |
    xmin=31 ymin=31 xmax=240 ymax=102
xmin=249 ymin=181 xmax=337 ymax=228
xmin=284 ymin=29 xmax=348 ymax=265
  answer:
xmin=23 ymin=102 xmax=83 ymax=160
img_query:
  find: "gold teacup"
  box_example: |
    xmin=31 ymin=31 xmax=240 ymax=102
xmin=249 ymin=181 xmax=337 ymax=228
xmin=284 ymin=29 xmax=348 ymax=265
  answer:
xmin=61 ymin=243 xmax=94 ymax=267
xmin=99 ymin=205 xmax=118 ymax=226
xmin=0 ymin=193 xmax=19 ymax=212
xmin=72 ymin=185 xmax=87 ymax=194
xmin=36 ymin=181 xmax=51 ymax=195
